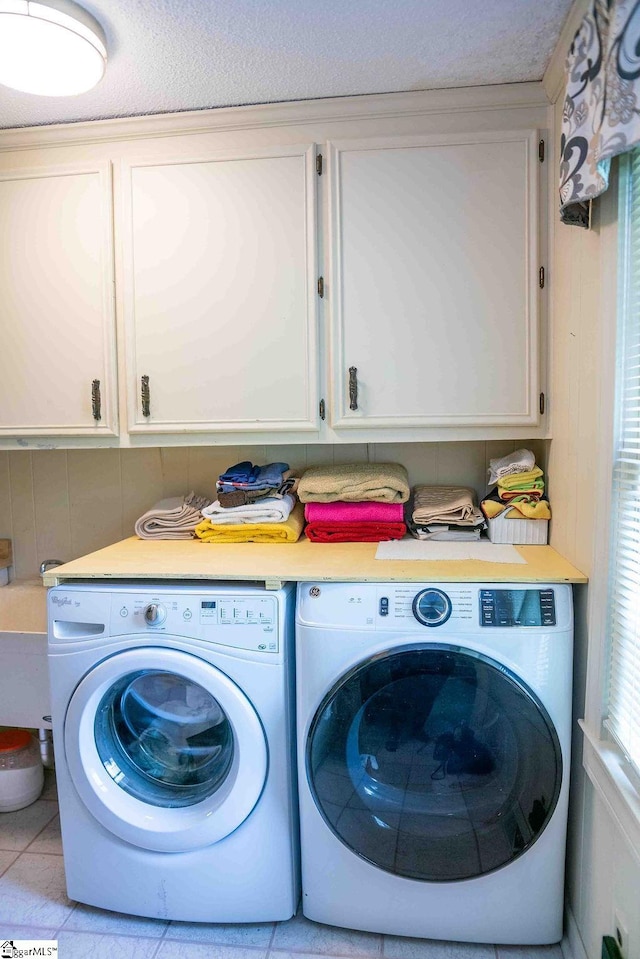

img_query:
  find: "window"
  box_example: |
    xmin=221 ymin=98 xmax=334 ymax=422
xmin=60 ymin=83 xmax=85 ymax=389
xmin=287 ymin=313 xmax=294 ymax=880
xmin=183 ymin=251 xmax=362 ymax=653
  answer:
xmin=604 ymin=148 xmax=640 ymax=778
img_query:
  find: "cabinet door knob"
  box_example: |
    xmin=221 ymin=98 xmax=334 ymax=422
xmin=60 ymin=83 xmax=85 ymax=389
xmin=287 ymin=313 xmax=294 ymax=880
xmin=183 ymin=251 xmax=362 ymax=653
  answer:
xmin=91 ymin=379 xmax=101 ymax=421
xmin=141 ymin=375 xmax=151 ymax=417
xmin=348 ymin=367 xmax=358 ymax=411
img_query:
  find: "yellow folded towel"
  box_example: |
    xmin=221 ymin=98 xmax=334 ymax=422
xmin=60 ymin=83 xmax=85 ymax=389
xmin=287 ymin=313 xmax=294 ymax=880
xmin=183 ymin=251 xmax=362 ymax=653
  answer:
xmin=194 ymin=503 xmax=305 ymax=543
xmin=497 ymin=466 xmax=544 ymax=491
xmin=506 ymin=500 xmax=551 ymax=520
xmin=298 ymin=463 xmax=410 ymax=504
xmin=482 ymin=498 xmax=551 ymax=520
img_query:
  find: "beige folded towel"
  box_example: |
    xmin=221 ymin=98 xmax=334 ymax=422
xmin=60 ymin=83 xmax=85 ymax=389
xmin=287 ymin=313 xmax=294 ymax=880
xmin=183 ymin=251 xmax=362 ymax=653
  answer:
xmin=412 ymin=486 xmax=484 ymax=526
xmin=134 ymin=492 xmax=212 ymax=540
xmin=298 ymin=463 xmax=410 ymax=504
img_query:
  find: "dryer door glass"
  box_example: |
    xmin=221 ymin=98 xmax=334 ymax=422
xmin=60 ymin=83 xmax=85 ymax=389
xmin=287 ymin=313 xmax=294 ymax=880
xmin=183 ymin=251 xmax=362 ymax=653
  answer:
xmin=95 ymin=670 xmax=234 ymax=808
xmin=307 ymin=645 xmax=562 ymax=882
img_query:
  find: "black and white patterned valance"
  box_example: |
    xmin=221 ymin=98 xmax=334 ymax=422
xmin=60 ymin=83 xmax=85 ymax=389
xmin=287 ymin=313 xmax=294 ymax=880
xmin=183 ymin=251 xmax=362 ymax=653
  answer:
xmin=560 ymin=0 xmax=640 ymax=227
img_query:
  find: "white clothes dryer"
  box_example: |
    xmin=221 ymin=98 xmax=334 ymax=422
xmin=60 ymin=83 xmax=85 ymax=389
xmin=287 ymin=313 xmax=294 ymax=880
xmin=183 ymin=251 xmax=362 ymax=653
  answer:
xmin=296 ymin=582 xmax=573 ymax=945
xmin=48 ymin=581 xmax=299 ymax=923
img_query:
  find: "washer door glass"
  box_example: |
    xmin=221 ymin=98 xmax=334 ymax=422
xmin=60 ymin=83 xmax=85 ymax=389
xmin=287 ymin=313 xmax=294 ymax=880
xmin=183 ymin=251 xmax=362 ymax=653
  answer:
xmin=307 ymin=645 xmax=562 ymax=882
xmin=64 ymin=646 xmax=268 ymax=853
xmin=95 ymin=670 xmax=234 ymax=808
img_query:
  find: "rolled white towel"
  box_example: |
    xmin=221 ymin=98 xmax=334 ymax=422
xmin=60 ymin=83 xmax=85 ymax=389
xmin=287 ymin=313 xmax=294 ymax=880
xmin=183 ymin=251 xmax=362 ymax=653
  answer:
xmin=201 ymin=493 xmax=295 ymax=525
xmin=488 ymin=449 xmax=536 ymax=485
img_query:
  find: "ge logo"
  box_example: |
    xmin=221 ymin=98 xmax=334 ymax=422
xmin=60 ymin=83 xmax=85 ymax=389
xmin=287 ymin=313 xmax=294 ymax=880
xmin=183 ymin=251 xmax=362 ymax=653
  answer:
xmin=309 ymin=586 xmax=321 ymax=598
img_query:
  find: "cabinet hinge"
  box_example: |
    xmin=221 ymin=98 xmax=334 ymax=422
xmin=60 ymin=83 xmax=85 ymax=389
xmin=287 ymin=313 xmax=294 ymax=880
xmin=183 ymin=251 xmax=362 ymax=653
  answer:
xmin=538 ymin=139 xmax=545 ymax=163
xmin=317 ymin=276 xmax=324 ymax=298
xmin=539 ymin=266 xmax=545 ymax=289
xmin=316 ymin=153 xmax=323 ymax=176
xmin=539 ymin=392 xmax=545 ymax=415
xmin=319 ymin=398 xmax=326 ymax=420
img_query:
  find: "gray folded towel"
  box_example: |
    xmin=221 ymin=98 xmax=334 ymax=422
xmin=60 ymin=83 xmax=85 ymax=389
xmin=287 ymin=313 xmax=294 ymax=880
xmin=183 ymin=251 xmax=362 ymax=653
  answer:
xmin=412 ymin=486 xmax=484 ymax=526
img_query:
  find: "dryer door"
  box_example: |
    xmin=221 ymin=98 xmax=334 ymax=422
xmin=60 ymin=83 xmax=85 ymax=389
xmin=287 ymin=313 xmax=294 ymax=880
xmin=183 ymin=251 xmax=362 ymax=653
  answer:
xmin=64 ymin=646 xmax=267 ymax=852
xmin=306 ymin=644 xmax=562 ymax=881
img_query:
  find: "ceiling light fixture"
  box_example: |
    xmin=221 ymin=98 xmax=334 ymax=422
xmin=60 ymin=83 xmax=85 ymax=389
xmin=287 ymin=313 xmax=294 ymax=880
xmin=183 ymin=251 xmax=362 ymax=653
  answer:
xmin=0 ymin=0 xmax=107 ymax=96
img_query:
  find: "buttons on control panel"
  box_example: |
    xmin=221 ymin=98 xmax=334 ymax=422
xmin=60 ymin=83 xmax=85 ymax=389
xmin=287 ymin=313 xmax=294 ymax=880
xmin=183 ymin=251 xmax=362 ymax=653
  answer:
xmin=480 ymin=589 xmax=556 ymax=627
xmin=379 ymin=597 xmax=389 ymax=617
xmin=110 ymin=593 xmax=279 ymax=653
xmin=539 ymin=589 xmax=556 ymax=626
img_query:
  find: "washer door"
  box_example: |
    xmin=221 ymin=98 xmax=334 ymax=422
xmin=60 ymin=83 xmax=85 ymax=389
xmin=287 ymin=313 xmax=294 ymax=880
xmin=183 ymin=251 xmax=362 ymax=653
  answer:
xmin=307 ymin=644 xmax=562 ymax=882
xmin=65 ymin=646 xmax=267 ymax=852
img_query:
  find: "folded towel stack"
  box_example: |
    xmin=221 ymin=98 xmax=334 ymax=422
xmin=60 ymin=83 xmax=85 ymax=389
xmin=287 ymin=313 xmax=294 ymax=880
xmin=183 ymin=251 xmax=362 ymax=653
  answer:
xmin=481 ymin=450 xmax=551 ymax=521
xmin=215 ymin=461 xmax=297 ymax=507
xmin=487 ymin=448 xmax=536 ymax=485
xmin=407 ymin=486 xmax=486 ymax=541
xmin=195 ymin=503 xmax=305 ymax=544
xmin=195 ymin=461 xmax=303 ymax=544
xmin=298 ymin=463 xmax=409 ymax=542
xmin=134 ymin=492 xmax=212 ymax=540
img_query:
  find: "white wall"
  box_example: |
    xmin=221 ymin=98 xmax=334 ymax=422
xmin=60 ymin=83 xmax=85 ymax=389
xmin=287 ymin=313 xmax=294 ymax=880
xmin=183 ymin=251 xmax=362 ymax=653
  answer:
xmin=546 ymin=5 xmax=640 ymax=954
xmin=0 ymin=440 xmax=546 ymax=580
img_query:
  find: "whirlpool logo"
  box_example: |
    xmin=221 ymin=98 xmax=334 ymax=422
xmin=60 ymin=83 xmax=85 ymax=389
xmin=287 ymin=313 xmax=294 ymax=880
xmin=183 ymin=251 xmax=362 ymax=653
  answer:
xmin=51 ymin=595 xmax=72 ymax=607
xmin=308 ymin=586 xmax=321 ymax=598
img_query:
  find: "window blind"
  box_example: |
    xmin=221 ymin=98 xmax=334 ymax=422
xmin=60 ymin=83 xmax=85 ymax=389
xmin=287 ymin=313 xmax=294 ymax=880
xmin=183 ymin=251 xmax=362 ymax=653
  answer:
xmin=605 ymin=148 xmax=640 ymax=775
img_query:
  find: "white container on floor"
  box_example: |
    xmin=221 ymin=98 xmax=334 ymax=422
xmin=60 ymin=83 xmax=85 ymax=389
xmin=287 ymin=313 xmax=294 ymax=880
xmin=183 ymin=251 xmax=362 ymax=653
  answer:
xmin=0 ymin=729 xmax=44 ymax=811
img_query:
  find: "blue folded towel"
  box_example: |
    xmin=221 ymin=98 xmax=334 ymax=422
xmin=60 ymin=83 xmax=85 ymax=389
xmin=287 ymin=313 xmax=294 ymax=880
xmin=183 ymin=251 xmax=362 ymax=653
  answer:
xmin=217 ymin=462 xmax=290 ymax=493
xmin=218 ymin=461 xmax=259 ymax=484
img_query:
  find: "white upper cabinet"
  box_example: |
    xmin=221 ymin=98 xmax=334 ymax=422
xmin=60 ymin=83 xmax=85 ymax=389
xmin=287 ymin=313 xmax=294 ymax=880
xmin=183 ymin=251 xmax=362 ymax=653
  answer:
xmin=326 ymin=131 xmax=541 ymax=430
xmin=121 ymin=145 xmax=319 ymax=434
xmin=0 ymin=162 xmax=117 ymax=436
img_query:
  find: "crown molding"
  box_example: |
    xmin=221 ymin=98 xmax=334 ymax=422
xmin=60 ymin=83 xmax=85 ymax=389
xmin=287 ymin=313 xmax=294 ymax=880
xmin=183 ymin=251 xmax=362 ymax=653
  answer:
xmin=0 ymin=82 xmax=548 ymax=152
xmin=543 ymin=0 xmax=591 ymax=104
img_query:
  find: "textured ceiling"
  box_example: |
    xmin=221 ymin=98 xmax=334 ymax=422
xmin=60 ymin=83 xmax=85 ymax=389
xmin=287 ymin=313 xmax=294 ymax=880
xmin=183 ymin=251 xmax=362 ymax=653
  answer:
xmin=0 ymin=0 xmax=574 ymax=130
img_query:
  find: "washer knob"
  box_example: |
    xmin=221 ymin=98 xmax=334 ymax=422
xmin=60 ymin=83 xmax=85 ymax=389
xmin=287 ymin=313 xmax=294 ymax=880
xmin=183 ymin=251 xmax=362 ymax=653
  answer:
xmin=144 ymin=603 xmax=166 ymax=626
xmin=412 ymin=588 xmax=452 ymax=627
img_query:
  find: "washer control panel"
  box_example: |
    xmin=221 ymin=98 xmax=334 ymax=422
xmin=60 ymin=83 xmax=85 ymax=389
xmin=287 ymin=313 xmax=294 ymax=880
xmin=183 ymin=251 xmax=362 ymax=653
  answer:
xmin=110 ymin=592 xmax=278 ymax=652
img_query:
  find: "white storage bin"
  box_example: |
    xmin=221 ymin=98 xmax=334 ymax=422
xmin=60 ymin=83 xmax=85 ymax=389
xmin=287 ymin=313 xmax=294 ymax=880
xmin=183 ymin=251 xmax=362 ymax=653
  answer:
xmin=0 ymin=729 xmax=44 ymax=812
xmin=486 ymin=514 xmax=548 ymax=545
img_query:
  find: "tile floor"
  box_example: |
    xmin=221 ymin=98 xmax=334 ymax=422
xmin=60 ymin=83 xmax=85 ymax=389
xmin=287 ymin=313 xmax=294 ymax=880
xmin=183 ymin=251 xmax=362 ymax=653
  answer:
xmin=0 ymin=770 xmax=565 ymax=959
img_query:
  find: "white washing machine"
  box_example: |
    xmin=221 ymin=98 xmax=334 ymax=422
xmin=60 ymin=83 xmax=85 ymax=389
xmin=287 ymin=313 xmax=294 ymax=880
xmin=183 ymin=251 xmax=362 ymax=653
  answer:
xmin=296 ymin=581 xmax=573 ymax=945
xmin=48 ymin=581 xmax=299 ymax=922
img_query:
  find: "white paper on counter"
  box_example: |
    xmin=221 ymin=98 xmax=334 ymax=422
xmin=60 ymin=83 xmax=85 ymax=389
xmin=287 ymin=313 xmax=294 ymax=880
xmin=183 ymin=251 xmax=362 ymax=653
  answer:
xmin=375 ymin=540 xmax=526 ymax=563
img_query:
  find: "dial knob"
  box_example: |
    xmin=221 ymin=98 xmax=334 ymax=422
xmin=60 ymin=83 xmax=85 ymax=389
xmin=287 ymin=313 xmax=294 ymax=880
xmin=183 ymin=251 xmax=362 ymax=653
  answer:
xmin=144 ymin=603 xmax=166 ymax=626
xmin=412 ymin=588 xmax=452 ymax=627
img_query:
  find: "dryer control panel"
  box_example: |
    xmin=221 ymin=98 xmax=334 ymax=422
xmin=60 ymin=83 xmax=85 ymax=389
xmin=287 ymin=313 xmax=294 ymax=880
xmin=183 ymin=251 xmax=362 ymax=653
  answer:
xmin=479 ymin=588 xmax=556 ymax=627
xmin=296 ymin=582 xmax=572 ymax=632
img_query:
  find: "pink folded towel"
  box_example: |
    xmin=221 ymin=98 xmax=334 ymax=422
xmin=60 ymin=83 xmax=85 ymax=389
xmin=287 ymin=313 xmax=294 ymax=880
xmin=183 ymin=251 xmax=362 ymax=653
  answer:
xmin=304 ymin=501 xmax=404 ymax=523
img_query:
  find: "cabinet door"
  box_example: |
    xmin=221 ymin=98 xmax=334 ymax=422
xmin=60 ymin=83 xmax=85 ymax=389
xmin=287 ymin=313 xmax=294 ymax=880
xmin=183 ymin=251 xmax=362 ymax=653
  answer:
xmin=0 ymin=163 xmax=117 ymax=436
xmin=122 ymin=145 xmax=318 ymax=433
xmin=327 ymin=131 xmax=540 ymax=430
